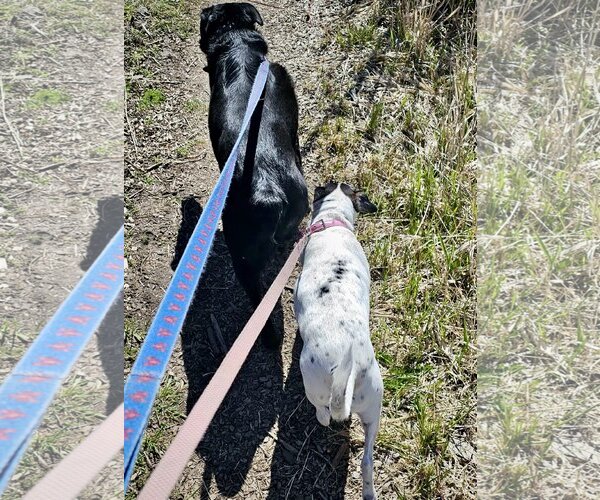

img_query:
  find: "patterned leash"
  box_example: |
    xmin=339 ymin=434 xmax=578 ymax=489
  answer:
xmin=0 ymin=226 xmax=124 ymax=494
xmin=138 ymin=233 xmax=308 ymax=499
xmin=124 ymin=60 xmax=270 ymax=489
xmin=136 ymin=219 xmax=352 ymax=498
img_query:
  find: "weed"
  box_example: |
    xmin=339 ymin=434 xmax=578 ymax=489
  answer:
xmin=26 ymin=88 xmax=70 ymax=109
xmin=138 ymin=88 xmax=165 ymax=109
xmin=184 ymin=98 xmax=205 ymax=113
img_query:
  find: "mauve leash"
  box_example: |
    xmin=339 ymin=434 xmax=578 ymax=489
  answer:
xmin=124 ymin=60 xmax=270 ymax=489
xmin=136 ymin=218 xmax=352 ymax=498
xmin=138 ymin=234 xmax=308 ymax=499
xmin=23 ymin=403 xmax=124 ymax=500
xmin=0 ymin=226 xmax=124 ymax=494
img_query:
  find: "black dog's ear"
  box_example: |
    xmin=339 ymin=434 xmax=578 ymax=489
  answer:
xmin=200 ymin=5 xmax=215 ymax=29
xmin=353 ymin=192 xmax=377 ymax=214
xmin=240 ymin=2 xmax=263 ymax=26
xmin=199 ymin=6 xmax=215 ymax=52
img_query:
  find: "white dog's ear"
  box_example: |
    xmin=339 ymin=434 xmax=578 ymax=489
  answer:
xmin=353 ymin=192 xmax=377 ymax=214
xmin=340 ymin=183 xmax=377 ymax=214
xmin=313 ymin=182 xmax=337 ymax=204
xmin=314 ymin=186 xmax=327 ymax=201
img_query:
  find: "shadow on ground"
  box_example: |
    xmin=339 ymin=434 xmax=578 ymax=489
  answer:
xmin=80 ymin=195 xmax=124 ymax=415
xmin=172 ymin=196 xmax=351 ymax=499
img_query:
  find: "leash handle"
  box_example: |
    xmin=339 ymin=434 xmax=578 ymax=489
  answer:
xmin=138 ymin=235 xmax=308 ymax=500
xmin=22 ymin=404 xmax=124 ymax=500
xmin=0 ymin=227 xmax=124 ymax=494
xmin=124 ymin=60 xmax=270 ymax=489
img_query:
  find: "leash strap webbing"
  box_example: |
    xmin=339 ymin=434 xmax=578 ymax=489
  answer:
xmin=23 ymin=403 xmax=124 ymax=500
xmin=124 ymin=60 xmax=270 ymax=488
xmin=138 ymin=234 xmax=308 ymax=499
xmin=0 ymin=226 xmax=124 ymax=493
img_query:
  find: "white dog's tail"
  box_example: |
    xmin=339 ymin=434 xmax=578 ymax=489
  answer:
xmin=330 ymin=346 xmax=355 ymax=421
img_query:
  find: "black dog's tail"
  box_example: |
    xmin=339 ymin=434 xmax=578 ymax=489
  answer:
xmin=272 ymin=187 xmax=309 ymax=245
xmin=272 ymin=212 xmax=297 ymax=244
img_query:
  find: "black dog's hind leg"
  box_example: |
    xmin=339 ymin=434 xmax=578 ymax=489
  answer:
xmin=230 ymin=253 xmax=282 ymax=349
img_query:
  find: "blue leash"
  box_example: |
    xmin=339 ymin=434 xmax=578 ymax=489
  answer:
xmin=0 ymin=226 xmax=124 ymax=494
xmin=124 ymin=60 xmax=270 ymax=489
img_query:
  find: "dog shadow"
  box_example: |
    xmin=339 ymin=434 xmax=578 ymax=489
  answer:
xmin=267 ymin=333 xmax=351 ymax=500
xmin=174 ymin=196 xmax=284 ymax=498
xmin=80 ymin=195 xmax=124 ymax=415
xmin=173 ymin=196 xmax=350 ymax=499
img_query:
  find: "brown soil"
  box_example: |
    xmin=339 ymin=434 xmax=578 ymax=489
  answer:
xmin=0 ymin=1 xmax=122 ymax=497
xmin=125 ymin=1 xmax=400 ymax=498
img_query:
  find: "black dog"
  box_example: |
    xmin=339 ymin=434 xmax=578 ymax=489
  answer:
xmin=200 ymin=3 xmax=308 ymax=348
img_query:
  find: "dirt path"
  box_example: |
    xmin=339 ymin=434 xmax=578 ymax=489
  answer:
xmin=125 ymin=1 xmax=400 ymax=498
xmin=0 ymin=1 xmax=122 ymax=498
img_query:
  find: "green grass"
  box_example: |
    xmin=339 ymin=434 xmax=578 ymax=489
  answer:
xmin=26 ymin=88 xmax=70 ymax=109
xmin=477 ymin=0 xmax=600 ymax=496
xmin=184 ymin=98 xmax=206 ymax=113
xmin=138 ymin=88 xmax=166 ymax=109
xmin=310 ymin=0 xmax=477 ymax=495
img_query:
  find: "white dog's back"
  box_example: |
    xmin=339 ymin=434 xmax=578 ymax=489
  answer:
xmin=294 ymin=228 xmax=376 ymax=420
xmin=293 ymin=182 xmax=383 ymax=500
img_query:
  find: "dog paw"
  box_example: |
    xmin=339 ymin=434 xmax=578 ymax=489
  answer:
xmin=316 ymin=407 xmax=331 ymax=426
xmin=362 ymin=481 xmax=376 ymax=500
xmin=362 ymin=489 xmax=376 ymax=500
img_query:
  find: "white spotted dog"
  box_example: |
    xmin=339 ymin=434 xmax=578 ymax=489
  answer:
xmin=293 ymin=182 xmax=383 ymax=500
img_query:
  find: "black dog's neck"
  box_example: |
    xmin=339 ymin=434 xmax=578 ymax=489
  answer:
xmin=205 ymin=29 xmax=268 ymax=67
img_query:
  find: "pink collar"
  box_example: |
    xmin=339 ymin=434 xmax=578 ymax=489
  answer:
xmin=304 ymin=218 xmax=353 ymax=236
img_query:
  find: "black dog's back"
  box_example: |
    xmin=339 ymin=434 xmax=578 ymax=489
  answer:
xmin=208 ymin=52 xmax=306 ymax=239
xmin=201 ymin=3 xmax=308 ymax=347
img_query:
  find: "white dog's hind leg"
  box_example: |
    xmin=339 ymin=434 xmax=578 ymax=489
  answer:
xmin=315 ymin=405 xmax=331 ymax=426
xmin=303 ymin=387 xmax=332 ymax=426
xmin=358 ymin=390 xmax=382 ymax=500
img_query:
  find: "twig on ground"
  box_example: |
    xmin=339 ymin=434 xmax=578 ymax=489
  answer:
xmin=210 ymin=313 xmax=227 ymax=354
xmin=285 ymin=396 xmax=306 ymax=426
xmin=7 ymin=188 xmax=35 ymax=200
xmin=0 ymin=78 xmax=24 ymax=159
xmin=248 ymin=0 xmax=284 ymax=10
xmin=124 ymin=91 xmax=139 ymax=160
xmin=38 ymin=158 xmax=122 ymax=172
xmin=145 ymin=154 xmax=207 ymax=172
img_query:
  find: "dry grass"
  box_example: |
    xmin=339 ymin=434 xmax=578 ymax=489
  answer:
xmin=124 ymin=0 xmax=476 ymax=497
xmin=478 ymin=0 xmax=600 ymax=497
xmin=303 ymin=0 xmax=477 ymax=496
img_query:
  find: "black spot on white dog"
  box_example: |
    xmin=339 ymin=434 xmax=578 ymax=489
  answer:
xmin=318 ymin=285 xmax=330 ymax=297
